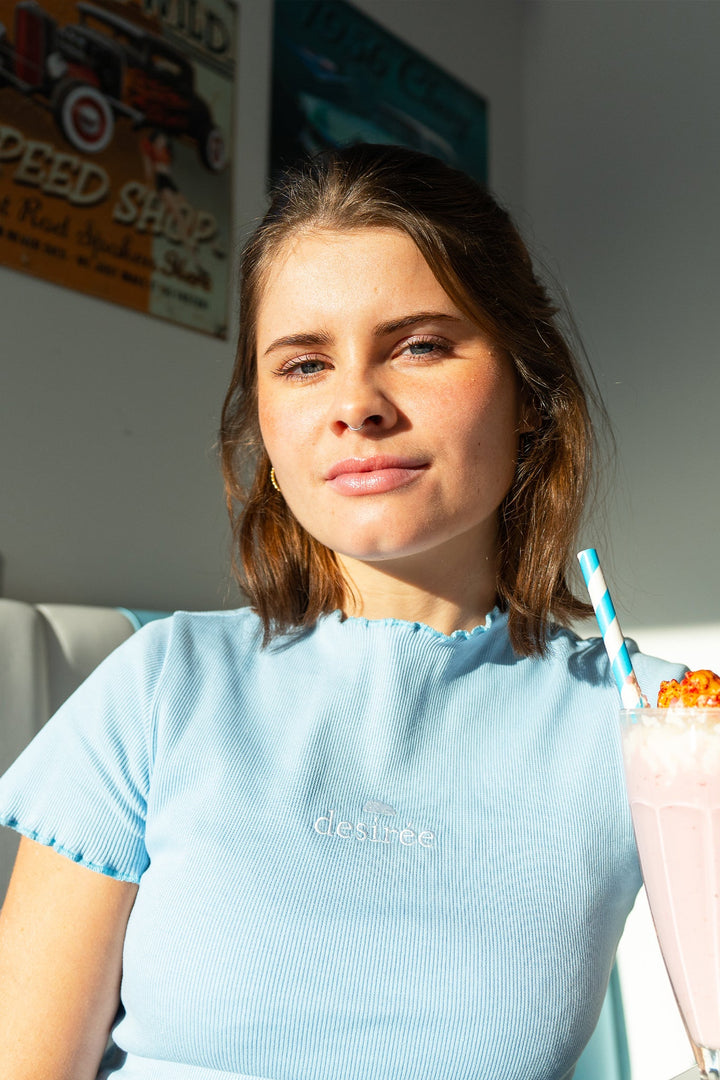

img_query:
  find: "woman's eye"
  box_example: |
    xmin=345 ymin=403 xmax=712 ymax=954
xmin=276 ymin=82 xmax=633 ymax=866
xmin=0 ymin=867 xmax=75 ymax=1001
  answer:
xmin=277 ymin=356 xmax=327 ymax=379
xmin=402 ymin=337 xmax=449 ymax=358
xmin=296 ymin=358 xmax=325 ymax=375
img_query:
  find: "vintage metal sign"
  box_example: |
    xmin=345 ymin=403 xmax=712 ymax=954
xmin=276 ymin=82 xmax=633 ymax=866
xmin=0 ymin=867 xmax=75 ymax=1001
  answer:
xmin=271 ymin=0 xmax=488 ymax=185
xmin=0 ymin=0 xmax=235 ymax=336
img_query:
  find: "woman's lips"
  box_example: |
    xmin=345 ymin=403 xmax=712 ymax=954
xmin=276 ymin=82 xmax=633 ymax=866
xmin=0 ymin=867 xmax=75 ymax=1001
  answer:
xmin=325 ymin=456 xmax=428 ymax=495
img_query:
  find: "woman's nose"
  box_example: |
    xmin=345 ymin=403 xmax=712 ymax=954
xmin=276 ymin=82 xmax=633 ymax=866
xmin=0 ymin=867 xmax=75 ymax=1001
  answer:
xmin=330 ymin=368 xmax=398 ymax=434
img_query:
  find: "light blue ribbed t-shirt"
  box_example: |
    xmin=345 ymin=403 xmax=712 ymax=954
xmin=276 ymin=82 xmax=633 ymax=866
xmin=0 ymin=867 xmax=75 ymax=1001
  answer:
xmin=0 ymin=607 xmax=685 ymax=1080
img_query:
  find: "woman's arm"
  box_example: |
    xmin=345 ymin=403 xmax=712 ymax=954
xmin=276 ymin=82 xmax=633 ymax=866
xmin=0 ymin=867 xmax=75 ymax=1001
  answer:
xmin=0 ymin=836 xmax=138 ymax=1080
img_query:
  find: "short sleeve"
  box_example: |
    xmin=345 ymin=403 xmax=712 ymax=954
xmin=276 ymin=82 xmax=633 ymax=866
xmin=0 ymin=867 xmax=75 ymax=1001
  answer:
xmin=630 ymin=644 xmax=688 ymax=705
xmin=0 ymin=618 xmax=172 ymax=883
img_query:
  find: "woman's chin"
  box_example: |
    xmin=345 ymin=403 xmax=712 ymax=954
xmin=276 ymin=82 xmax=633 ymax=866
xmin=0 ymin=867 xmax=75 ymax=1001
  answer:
xmin=331 ymin=536 xmax=448 ymax=569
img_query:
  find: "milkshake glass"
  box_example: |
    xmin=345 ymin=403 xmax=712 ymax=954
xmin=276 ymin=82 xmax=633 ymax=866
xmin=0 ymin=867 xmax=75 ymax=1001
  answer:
xmin=621 ymin=707 xmax=720 ymax=1079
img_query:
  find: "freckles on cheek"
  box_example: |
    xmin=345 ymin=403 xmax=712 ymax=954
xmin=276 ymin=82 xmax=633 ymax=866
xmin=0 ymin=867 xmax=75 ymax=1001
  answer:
xmin=257 ymin=405 xmax=278 ymax=447
xmin=258 ymin=400 xmax=315 ymax=459
xmin=257 ymin=392 xmax=286 ymax=451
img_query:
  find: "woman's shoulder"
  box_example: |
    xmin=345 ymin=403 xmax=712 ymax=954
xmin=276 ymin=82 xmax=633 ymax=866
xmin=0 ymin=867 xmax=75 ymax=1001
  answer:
xmin=545 ymin=622 xmax=687 ymax=705
xmin=138 ymin=605 xmax=261 ymax=642
xmin=163 ymin=605 xmax=262 ymax=634
xmin=95 ymin=607 xmax=265 ymax=691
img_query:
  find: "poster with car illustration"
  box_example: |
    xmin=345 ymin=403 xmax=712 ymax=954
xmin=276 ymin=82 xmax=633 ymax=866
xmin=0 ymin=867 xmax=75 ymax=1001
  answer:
xmin=0 ymin=0 xmax=235 ymax=337
xmin=271 ymin=0 xmax=488 ymax=186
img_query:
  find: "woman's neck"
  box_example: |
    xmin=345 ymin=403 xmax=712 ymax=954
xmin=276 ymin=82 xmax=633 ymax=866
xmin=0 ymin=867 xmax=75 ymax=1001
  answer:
xmin=336 ymin=542 xmax=499 ymax=637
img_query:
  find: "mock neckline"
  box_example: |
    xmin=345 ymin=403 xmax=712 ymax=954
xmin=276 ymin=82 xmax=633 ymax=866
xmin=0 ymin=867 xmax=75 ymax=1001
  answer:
xmin=317 ymin=606 xmax=506 ymax=645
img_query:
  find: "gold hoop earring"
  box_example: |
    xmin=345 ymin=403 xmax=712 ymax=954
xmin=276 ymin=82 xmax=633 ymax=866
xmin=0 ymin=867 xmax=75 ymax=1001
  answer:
xmin=270 ymin=466 xmax=281 ymax=493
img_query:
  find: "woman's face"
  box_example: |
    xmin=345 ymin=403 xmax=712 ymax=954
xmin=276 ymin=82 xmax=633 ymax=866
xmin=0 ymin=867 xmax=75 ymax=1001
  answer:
xmin=256 ymin=227 xmax=524 ymax=572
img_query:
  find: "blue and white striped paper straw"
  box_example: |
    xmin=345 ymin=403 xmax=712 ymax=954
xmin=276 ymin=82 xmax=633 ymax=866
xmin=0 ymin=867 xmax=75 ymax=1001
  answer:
xmin=577 ymin=548 xmax=647 ymax=708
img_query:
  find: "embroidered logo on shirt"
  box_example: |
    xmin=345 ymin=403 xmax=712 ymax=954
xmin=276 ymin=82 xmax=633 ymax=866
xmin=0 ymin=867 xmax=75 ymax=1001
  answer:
xmin=363 ymin=799 xmax=396 ymax=816
xmin=313 ymin=803 xmax=436 ymax=848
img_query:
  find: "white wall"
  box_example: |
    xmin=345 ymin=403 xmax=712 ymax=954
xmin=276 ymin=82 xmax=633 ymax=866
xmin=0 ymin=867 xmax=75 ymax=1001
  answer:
xmin=523 ymin=0 xmax=720 ymax=648
xmin=0 ymin=0 xmax=523 ymax=613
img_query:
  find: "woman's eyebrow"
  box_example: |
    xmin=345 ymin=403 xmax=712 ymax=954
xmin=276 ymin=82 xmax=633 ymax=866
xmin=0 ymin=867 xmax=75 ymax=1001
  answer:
xmin=263 ymin=312 xmax=462 ymax=358
xmin=372 ymin=311 xmax=463 ymax=336
xmin=263 ymin=330 xmax=333 ymax=357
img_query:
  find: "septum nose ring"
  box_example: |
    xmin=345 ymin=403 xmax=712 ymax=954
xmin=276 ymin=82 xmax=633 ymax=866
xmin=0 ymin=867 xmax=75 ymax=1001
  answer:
xmin=347 ymin=421 xmax=365 ymax=431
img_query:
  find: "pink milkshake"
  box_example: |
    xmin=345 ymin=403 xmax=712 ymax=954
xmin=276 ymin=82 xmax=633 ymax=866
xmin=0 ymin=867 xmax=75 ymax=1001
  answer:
xmin=622 ymin=705 xmax=720 ymax=1072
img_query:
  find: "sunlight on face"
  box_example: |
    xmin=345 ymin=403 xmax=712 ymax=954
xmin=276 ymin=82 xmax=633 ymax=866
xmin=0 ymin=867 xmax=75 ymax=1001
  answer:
xmin=256 ymin=227 xmax=523 ymax=574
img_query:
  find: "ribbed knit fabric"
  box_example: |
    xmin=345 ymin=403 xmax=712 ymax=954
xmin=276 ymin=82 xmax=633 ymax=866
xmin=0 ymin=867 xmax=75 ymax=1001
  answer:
xmin=0 ymin=608 xmax=685 ymax=1080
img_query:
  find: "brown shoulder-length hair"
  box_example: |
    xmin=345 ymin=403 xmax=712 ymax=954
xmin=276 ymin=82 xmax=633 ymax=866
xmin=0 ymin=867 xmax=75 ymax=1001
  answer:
xmin=220 ymin=143 xmax=595 ymax=654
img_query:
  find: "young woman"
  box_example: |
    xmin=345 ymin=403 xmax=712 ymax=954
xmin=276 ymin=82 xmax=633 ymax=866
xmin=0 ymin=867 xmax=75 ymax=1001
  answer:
xmin=0 ymin=145 xmax=684 ymax=1080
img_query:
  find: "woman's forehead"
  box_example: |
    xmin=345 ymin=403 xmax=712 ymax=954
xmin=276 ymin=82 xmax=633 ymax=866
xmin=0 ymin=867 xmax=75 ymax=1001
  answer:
xmin=256 ymin=227 xmax=451 ymax=325
xmin=264 ymin=225 xmax=420 ymax=278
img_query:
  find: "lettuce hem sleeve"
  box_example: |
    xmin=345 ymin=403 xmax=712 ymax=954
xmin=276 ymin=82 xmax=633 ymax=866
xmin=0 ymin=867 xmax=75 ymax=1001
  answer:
xmin=0 ymin=618 xmax=172 ymax=887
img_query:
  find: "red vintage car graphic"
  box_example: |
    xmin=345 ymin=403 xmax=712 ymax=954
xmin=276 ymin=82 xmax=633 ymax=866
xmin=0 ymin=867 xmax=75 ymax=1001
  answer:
xmin=0 ymin=0 xmax=227 ymax=171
